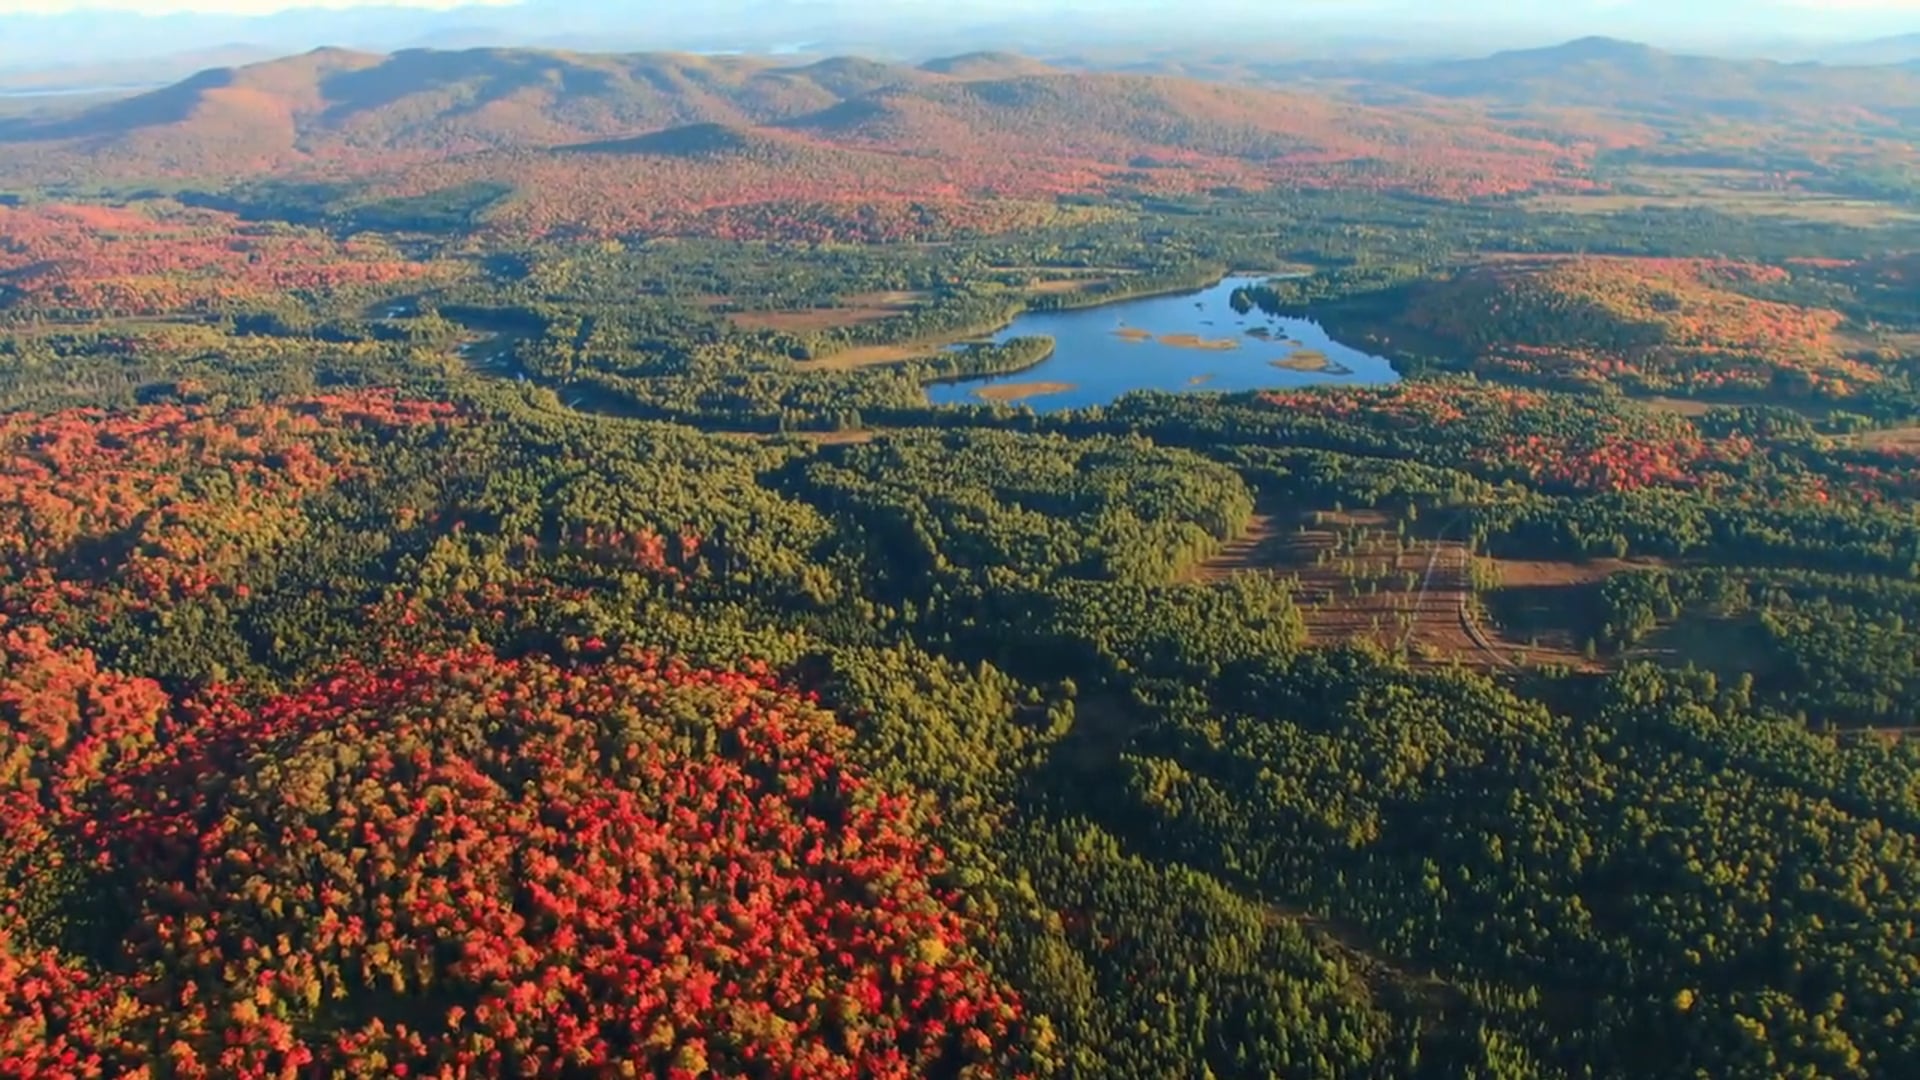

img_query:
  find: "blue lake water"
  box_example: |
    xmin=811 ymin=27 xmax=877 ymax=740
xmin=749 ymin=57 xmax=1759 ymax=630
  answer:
xmin=926 ymin=274 xmax=1399 ymax=412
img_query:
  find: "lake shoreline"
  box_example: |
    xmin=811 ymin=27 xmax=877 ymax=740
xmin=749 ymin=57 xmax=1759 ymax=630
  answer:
xmin=808 ymin=268 xmax=1310 ymax=373
xmin=926 ymin=273 xmax=1398 ymax=412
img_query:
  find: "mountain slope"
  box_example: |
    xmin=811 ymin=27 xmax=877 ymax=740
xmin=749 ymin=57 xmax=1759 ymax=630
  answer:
xmin=1 ymin=49 xmax=847 ymax=160
xmin=920 ymin=52 xmax=1060 ymax=79
xmin=1332 ymin=36 xmax=1920 ymax=122
xmin=0 ymin=46 xmax=1600 ymax=237
xmin=1819 ymin=33 xmax=1920 ymax=66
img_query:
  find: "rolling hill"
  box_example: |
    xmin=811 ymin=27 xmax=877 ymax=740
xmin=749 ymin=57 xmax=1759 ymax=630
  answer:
xmin=0 ymin=45 xmax=1600 ymax=239
xmin=1817 ymin=32 xmax=1920 ymax=67
xmin=1308 ymin=37 xmax=1920 ymax=125
xmin=0 ymin=45 xmax=1571 ymax=176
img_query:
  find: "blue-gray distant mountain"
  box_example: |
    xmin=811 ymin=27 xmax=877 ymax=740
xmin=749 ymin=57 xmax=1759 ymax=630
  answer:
xmin=1170 ymin=36 xmax=1920 ymax=125
xmin=1815 ymin=33 xmax=1920 ymax=67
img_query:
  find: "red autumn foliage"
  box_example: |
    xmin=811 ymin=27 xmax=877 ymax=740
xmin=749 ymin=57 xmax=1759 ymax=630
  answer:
xmin=0 ymin=645 xmax=1026 ymax=1079
xmin=369 ymin=96 xmax=1597 ymax=243
xmin=1257 ymin=382 xmax=1749 ymax=494
xmin=0 ymin=393 xmax=462 ymax=627
xmin=0 ymin=204 xmax=447 ymax=320
xmin=0 ymin=51 xmax=1610 ymax=245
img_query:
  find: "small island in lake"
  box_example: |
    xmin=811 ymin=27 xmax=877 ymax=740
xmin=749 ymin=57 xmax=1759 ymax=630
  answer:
xmin=1272 ymin=349 xmax=1353 ymax=375
xmin=1156 ymin=333 xmax=1241 ymax=351
xmin=1111 ymin=327 xmax=1240 ymax=350
xmin=975 ymin=380 xmax=1077 ymax=403
xmin=927 ymin=273 xmax=1397 ymax=411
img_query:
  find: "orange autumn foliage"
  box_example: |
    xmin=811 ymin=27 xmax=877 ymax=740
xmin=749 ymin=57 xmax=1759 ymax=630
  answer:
xmin=0 ymin=204 xmax=447 ymax=320
xmin=0 ymin=393 xmax=462 ymax=627
xmin=1397 ymin=257 xmax=1868 ymax=396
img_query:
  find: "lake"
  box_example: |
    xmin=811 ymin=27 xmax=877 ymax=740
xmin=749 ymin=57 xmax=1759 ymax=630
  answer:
xmin=925 ymin=274 xmax=1398 ymax=412
xmin=0 ymin=84 xmax=152 ymax=99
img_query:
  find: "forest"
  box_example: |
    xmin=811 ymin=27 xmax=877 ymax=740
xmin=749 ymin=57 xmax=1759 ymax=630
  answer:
xmin=4 ymin=37 xmax=1920 ymax=1080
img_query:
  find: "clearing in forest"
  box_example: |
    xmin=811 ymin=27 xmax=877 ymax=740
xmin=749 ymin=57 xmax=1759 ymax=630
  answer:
xmin=1188 ymin=510 xmax=1488 ymax=666
xmin=1192 ymin=509 xmax=1610 ymax=671
xmin=1850 ymin=425 xmax=1920 ymax=452
xmin=1519 ymin=167 xmax=1920 ymax=225
xmin=799 ymin=339 xmax=951 ymax=369
xmin=1480 ymin=556 xmax=1641 ymax=670
xmin=726 ymin=290 xmax=927 ymax=333
xmin=1026 ymin=277 xmax=1116 ymax=295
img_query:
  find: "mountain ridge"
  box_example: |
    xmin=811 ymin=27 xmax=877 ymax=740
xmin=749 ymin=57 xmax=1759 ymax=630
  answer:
xmin=0 ymin=44 xmax=1590 ymax=198
xmin=15 ymin=37 xmax=1905 ymax=242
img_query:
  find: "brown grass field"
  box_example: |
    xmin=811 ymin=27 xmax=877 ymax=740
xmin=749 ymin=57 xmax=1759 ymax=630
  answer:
xmin=1641 ymin=394 xmax=1835 ymax=421
xmin=800 ymin=341 xmax=947 ymax=370
xmin=1027 ymin=278 xmax=1115 ymax=295
xmin=1185 ymin=508 xmax=1654 ymax=672
xmin=1852 ymin=425 xmax=1920 ymax=452
xmin=1186 ymin=509 xmax=1614 ymax=671
xmin=727 ymin=290 xmax=926 ymax=333
xmin=987 ymin=265 xmax=1142 ymax=276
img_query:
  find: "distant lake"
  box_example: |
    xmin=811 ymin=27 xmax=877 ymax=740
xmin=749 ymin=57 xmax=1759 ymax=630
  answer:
xmin=0 ymin=84 xmax=150 ymax=99
xmin=926 ymin=274 xmax=1399 ymax=412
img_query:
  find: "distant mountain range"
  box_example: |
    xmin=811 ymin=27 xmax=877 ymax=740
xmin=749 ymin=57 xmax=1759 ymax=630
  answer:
xmin=1323 ymin=36 xmax=1920 ymax=121
xmin=2 ymin=35 xmax=1912 ymax=238
xmin=0 ymin=43 xmax=1606 ymax=237
xmin=0 ymin=2 xmax=1271 ymax=74
xmin=1057 ymin=36 xmax=1920 ymax=129
xmin=0 ymin=47 xmax=282 ymax=94
xmin=0 ymin=46 xmax=1492 ymax=173
xmin=1814 ymin=33 xmax=1920 ymax=66
xmin=6 ymin=0 xmax=1916 ymax=79
xmin=8 ymin=36 xmax=1917 ymax=175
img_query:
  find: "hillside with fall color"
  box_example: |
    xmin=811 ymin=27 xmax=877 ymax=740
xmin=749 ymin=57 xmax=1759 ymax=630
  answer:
xmin=0 ymin=47 xmax=1600 ymax=239
xmin=1396 ymin=257 xmax=1872 ymax=395
xmin=6 ymin=30 xmax=1920 ymax=1080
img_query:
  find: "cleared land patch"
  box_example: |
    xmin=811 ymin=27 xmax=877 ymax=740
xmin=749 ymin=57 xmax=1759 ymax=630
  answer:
xmin=1188 ymin=509 xmax=1631 ymax=671
xmin=1027 ymin=277 xmax=1116 ymax=295
xmin=1482 ymin=556 xmax=1642 ymax=669
xmin=801 ymin=339 xmax=949 ymax=370
xmin=1188 ymin=509 xmax=1537 ymax=670
xmin=727 ymin=289 xmax=927 ymax=333
xmin=1852 ymin=425 xmax=1920 ymax=452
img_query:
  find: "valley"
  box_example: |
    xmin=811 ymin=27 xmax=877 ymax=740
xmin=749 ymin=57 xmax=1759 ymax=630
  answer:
xmin=2 ymin=28 xmax=1919 ymax=1080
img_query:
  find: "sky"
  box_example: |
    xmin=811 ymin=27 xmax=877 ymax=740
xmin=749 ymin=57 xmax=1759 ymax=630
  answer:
xmin=1 ymin=0 xmax=519 ymax=11
xmin=0 ymin=0 xmax=1914 ymax=14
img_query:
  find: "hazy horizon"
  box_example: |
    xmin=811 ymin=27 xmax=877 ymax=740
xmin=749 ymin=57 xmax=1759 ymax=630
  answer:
xmin=8 ymin=0 xmax=1917 ymax=34
xmin=2 ymin=0 xmax=1918 ymax=80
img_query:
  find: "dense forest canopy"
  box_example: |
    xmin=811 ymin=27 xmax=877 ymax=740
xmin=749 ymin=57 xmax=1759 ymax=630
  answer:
xmin=3 ymin=34 xmax=1920 ymax=1080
